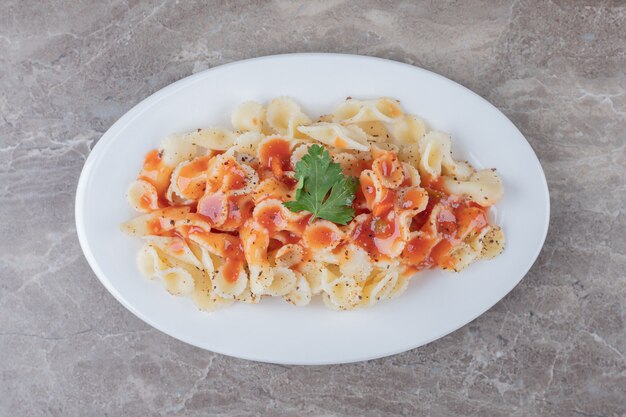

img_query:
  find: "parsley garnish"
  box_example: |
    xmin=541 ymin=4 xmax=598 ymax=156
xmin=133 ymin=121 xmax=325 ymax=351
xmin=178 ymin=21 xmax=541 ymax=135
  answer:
xmin=283 ymin=144 xmax=358 ymax=225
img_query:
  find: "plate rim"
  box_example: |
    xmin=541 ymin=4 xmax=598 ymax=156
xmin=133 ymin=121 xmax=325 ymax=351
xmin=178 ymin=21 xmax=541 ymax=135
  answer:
xmin=75 ymin=53 xmax=550 ymax=364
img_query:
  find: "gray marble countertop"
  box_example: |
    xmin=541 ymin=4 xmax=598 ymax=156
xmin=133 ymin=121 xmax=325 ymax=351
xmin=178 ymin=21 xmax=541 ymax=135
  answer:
xmin=1 ymin=1 xmax=625 ymax=416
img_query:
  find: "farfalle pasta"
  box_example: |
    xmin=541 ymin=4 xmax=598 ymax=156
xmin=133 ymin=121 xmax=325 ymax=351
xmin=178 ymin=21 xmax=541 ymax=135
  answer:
xmin=121 ymin=97 xmax=505 ymax=311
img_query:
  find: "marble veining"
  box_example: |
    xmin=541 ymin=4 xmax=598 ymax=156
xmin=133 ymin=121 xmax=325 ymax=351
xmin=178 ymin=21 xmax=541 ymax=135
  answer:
xmin=0 ymin=0 xmax=624 ymax=416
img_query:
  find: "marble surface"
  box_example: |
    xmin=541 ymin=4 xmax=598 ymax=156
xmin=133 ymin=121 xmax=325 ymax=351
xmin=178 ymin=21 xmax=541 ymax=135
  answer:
xmin=1 ymin=0 xmax=625 ymax=415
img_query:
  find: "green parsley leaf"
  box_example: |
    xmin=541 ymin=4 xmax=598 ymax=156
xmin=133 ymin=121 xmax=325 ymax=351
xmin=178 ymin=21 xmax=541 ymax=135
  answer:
xmin=283 ymin=144 xmax=358 ymax=225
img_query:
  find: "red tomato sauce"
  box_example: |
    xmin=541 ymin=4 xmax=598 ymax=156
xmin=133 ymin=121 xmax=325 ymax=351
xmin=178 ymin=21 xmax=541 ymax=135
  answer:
xmin=176 ymin=156 xmax=210 ymax=199
xmin=258 ymin=138 xmax=292 ymax=177
xmin=221 ymin=236 xmax=245 ymax=283
xmin=139 ymin=150 xmax=173 ymax=197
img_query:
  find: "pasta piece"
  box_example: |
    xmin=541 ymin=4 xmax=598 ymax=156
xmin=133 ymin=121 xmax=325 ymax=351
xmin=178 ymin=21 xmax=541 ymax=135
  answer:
xmin=269 ymin=267 xmax=297 ymax=295
xmin=196 ymin=191 xmax=228 ymax=227
xmin=213 ymin=267 xmax=248 ymax=299
xmin=347 ymin=212 xmax=406 ymax=260
xmin=185 ymin=128 xmax=236 ymax=151
xmin=207 ymin=153 xmax=259 ymax=196
xmin=240 ymin=220 xmax=270 ymax=266
xmin=143 ymin=235 xmax=202 ymax=269
xmin=167 ymin=155 xmax=211 ymax=202
xmin=290 ymin=143 xmax=312 ymax=167
xmin=253 ymin=199 xmax=309 ymax=236
xmin=338 ymin=244 xmax=372 ymax=282
xmin=233 ymin=131 xmax=264 ymax=156
xmin=253 ymin=176 xmax=296 ymax=204
xmin=387 ymin=270 xmax=412 ymax=299
xmin=297 ymin=122 xmax=369 ymax=152
xmin=160 ymin=134 xmax=197 ymax=166
xmin=374 ymin=212 xmax=406 ymax=258
xmin=401 ymin=205 xmax=445 ymax=266
xmin=138 ymin=150 xmax=175 ymax=198
xmin=273 ymin=244 xmax=304 ymax=268
xmin=440 ymin=169 xmax=504 ymax=207
xmin=302 ymin=220 xmax=344 ymax=252
xmin=188 ymin=232 xmax=247 ymax=298
xmin=266 ymin=267 xmax=298 ymax=296
xmin=333 ymin=98 xmax=403 ymax=124
xmin=197 ymin=191 xmax=253 ymax=231
xmin=248 ymin=264 xmax=273 ymax=294
xmin=401 ymin=163 xmax=421 ymax=187
xmin=120 ymin=207 xmax=191 ymax=237
xmin=323 ymin=275 xmax=362 ymax=310
xmin=257 ymin=135 xmax=294 ymax=177
xmin=222 ymin=147 xmax=254 ymax=166
xmin=173 ymin=213 xmax=212 ymax=233
xmin=333 ymin=152 xmax=364 ymax=177
xmin=188 ymin=231 xmax=242 ymax=259
xmin=322 ymin=292 xmax=340 ymax=311
xmin=418 ymin=131 xmax=448 ymax=178
xmin=249 ymin=265 xmax=297 ymax=296
xmin=284 ymin=272 xmax=312 ymax=306
xmin=315 ymin=250 xmax=342 ymax=265
xmin=397 ymin=187 xmax=429 ymax=212
xmin=266 ymin=97 xmax=312 ymax=137
xmin=443 ymin=160 xmax=474 ymax=180
xmin=387 ymin=115 xmax=426 ymax=146
xmin=235 ymin=282 xmax=261 ymax=304
xmin=192 ymin=270 xmax=234 ymax=311
xmin=371 ymin=148 xmax=404 ymax=189
xmin=166 ymin=181 xmax=191 ymax=206
xmin=354 ymin=120 xmax=391 ymax=141
xmin=295 ymin=261 xmax=336 ymax=295
xmin=360 ymin=268 xmax=398 ymax=307
xmin=479 ymin=225 xmax=505 ymax=259
xmin=136 ymin=244 xmax=168 ymax=278
xmin=187 ymin=240 xmax=215 ymax=273
xmin=418 ymin=131 xmax=474 ymax=180
xmin=127 ymin=179 xmax=160 ymax=212
xmin=232 ymin=163 xmax=258 ymax=196
xmin=398 ymin=143 xmax=421 ymax=168
xmin=371 ymin=142 xmax=400 ymax=155
xmin=157 ymin=267 xmax=195 ymax=296
xmin=447 ymin=242 xmax=481 ymax=272
xmin=231 ymin=101 xmax=265 ymax=132
xmin=359 ymin=169 xmax=386 ymax=212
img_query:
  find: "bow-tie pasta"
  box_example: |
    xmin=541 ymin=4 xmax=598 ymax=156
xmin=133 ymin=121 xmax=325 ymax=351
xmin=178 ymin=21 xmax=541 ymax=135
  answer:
xmin=121 ymin=97 xmax=505 ymax=311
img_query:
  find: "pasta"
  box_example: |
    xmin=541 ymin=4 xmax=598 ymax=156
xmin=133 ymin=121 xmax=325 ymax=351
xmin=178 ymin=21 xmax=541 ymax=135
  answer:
xmin=122 ymin=97 xmax=505 ymax=311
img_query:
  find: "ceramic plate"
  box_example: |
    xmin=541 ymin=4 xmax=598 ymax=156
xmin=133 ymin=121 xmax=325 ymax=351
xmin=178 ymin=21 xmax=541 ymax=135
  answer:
xmin=76 ymin=54 xmax=549 ymax=365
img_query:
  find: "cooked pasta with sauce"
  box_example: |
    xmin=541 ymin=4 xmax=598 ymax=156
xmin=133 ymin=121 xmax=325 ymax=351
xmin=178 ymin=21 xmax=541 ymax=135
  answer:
xmin=121 ymin=97 xmax=505 ymax=311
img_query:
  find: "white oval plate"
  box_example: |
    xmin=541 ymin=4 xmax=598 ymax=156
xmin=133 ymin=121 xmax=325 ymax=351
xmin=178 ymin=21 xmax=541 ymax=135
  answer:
xmin=76 ymin=53 xmax=549 ymax=365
